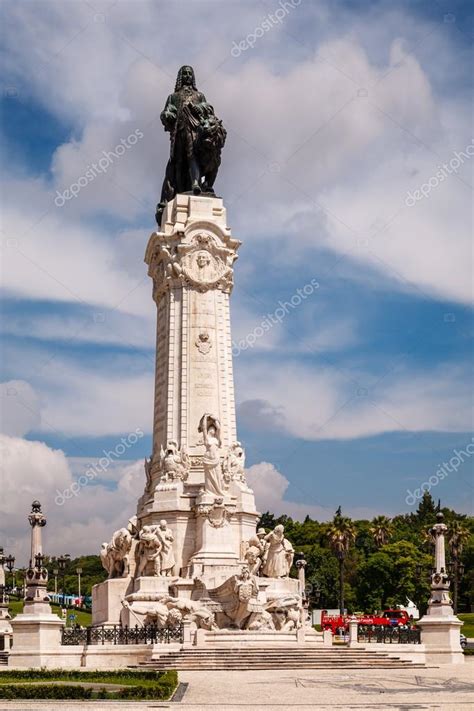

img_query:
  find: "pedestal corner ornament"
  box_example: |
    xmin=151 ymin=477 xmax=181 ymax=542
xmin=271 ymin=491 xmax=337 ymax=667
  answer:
xmin=92 ymin=67 xmax=307 ymax=636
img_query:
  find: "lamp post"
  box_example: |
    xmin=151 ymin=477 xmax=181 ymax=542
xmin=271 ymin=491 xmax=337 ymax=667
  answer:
xmin=0 ymin=548 xmax=5 ymax=604
xmin=76 ymin=567 xmax=82 ymax=601
xmin=57 ymin=555 xmax=70 ymax=608
xmin=52 ymin=567 xmax=59 ymax=596
xmin=5 ymin=555 xmax=15 ymax=597
xmin=448 ymin=560 xmax=465 ymax=614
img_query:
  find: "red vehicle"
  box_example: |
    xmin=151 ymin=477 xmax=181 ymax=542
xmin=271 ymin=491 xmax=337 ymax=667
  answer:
xmin=321 ymin=608 xmax=411 ymax=634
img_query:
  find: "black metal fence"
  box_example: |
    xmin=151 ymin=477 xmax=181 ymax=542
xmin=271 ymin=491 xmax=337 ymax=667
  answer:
xmin=357 ymin=625 xmax=421 ymax=644
xmin=61 ymin=623 xmax=184 ymax=646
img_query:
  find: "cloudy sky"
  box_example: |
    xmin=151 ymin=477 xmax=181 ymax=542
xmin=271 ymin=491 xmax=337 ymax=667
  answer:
xmin=0 ymin=0 xmax=473 ymax=563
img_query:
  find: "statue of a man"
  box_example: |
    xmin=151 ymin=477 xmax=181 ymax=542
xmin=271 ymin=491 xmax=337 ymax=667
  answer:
xmin=156 ymin=65 xmax=226 ymax=225
xmin=156 ymin=519 xmax=175 ymax=576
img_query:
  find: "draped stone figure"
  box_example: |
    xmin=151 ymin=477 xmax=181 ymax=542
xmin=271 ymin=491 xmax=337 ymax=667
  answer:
xmin=199 ymin=413 xmax=224 ymax=497
xmin=156 ymin=65 xmax=226 ymax=225
xmin=261 ymin=525 xmax=294 ymax=578
xmin=136 ymin=525 xmax=162 ymax=577
xmin=156 ymin=519 xmax=175 ymax=576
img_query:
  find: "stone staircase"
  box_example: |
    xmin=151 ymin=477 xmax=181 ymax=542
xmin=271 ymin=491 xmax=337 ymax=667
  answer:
xmin=136 ymin=646 xmax=425 ymax=670
xmin=0 ymin=652 xmax=9 ymax=666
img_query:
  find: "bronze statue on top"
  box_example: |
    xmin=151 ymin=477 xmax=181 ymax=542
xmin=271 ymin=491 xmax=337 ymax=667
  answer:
xmin=156 ymin=65 xmax=226 ymax=225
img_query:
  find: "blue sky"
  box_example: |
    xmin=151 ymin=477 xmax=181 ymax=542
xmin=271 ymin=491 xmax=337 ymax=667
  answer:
xmin=0 ymin=0 xmax=472 ymax=560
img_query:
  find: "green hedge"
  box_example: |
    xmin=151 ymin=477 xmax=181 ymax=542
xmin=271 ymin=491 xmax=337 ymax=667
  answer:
xmin=0 ymin=685 xmax=93 ymax=700
xmin=0 ymin=670 xmax=178 ymax=700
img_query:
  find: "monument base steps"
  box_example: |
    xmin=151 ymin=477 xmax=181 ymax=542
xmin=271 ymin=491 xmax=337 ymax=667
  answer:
xmin=135 ymin=645 xmax=426 ymax=670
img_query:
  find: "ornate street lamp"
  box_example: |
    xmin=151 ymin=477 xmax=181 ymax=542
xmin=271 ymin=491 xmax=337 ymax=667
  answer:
xmin=5 ymin=554 xmax=15 ymax=596
xmin=76 ymin=567 xmax=83 ymax=600
xmin=57 ymin=554 xmax=70 ymax=607
xmin=52 ymin=567 xmax=59 ymax=595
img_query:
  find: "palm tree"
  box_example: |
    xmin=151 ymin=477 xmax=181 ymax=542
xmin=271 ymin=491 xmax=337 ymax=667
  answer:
xmin=327 ymin=510 xmax=356 ymax=614
xmin=448 ymin=521 xmax=470 ymax=613
xmin=370 ymin=516 xmax=392 ymax=548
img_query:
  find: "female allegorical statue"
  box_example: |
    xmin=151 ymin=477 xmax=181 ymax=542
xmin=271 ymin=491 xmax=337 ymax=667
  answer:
xmin=199 ymin=413 xmax=224 ymax=497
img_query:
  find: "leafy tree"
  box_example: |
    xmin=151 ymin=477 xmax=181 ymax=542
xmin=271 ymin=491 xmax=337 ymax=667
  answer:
xmin=416 ymin=492 xmax=437 ymax=524
xmin=448 ymin=520 xmax=471 ymax=612
xmin=326 ymin=510 xmax=356 ymax=613
xmin=369 ymin=515 xmax=392 ymax=548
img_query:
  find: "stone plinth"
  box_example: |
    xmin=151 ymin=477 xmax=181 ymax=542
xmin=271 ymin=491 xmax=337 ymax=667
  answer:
xmin=0 ymin=604 xmax=12 ymax=651
xmin=418 ymin=610 xmax=464 ymax=664
xmin=9 ymin=612 xmax=64 ymax=667
xmin=92 ymin=577 xmax=132 ymax=626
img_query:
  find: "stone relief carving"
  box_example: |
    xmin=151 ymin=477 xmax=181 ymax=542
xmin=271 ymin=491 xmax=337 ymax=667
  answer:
xmin=159 ymin=440 xmax=190 ymax=483
xmin=232 ymin=566 xmax=260 ymax=629
xmin=222 ymin=441 xmax=246 ymax=486
xmin=149 ymin=231 xmax=237 ymax=300
xmin=195 ymin=330 xmax=212 ymax=354
xmin=261 ymin=524 xmax=295 ymax=579
xmin=195 ymin=498 xmax=232 ymax=528
xmin=100 ymin=527 xmax=133 ymax=579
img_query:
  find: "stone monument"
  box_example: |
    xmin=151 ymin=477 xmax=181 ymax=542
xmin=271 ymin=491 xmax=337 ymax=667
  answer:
xmin=9 ymin=501 xmax=65 ymax=666
xmin=92 ymin=67 xmax=307 ymax=637
xmin=418 ymin=511 xmax=464 ymax=664
xmin=0 ymin=549 xmax=13 ymax=653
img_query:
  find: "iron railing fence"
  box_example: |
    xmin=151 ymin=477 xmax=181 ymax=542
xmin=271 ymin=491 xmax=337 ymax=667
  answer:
xmin=61 ymin=623 xmax=184 ymax=646
xmin=357 ymin=625 xmax=421 ymax=644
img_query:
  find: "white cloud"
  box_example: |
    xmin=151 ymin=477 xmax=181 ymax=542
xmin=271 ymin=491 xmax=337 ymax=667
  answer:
xmin=1 ymin=4 xmax=471 ymax=307
xmin=237 ymin=361 xmax=473 ymax=440
xmin=0 ymin=380 xmax=41 ymax=436
xmin=0 ymin=434 xmax=142 ymax=565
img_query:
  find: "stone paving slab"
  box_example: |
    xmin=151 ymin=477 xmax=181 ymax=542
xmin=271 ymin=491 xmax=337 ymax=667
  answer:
xmin=0 ymin=662 xmax=472 ymax=709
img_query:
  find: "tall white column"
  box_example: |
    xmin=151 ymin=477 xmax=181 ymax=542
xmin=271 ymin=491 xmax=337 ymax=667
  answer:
xmin=418 ymin=512 xmax=464 ymax=664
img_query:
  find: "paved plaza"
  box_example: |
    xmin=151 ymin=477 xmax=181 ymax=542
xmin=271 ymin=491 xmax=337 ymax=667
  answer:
xmin=0 ymin=661 xmax=473 ymax=710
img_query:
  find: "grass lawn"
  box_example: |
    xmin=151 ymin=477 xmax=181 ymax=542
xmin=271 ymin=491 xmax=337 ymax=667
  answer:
xmin=0 ymin=670 xmax=178 ymax=700
xmin=8 ymin=600 xmax=92 ymax=627
xmin=459 ymin=613 xmax=474 ymax=638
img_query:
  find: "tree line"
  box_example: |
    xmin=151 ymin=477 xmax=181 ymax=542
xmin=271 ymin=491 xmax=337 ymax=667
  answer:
xmin=259 ymin=492 xmax=473 ymax=614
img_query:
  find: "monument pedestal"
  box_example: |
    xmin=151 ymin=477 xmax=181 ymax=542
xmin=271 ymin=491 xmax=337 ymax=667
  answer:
xmin=92 ymin=194 xmax=304 ymax=636
xmin=418 ymin=613 xmax=464 ymax=664
xmin=9 ymin=612 xmax=65 ymax=667
xmin=92 ymin=577 xmax=132 ymax=626
xmin=0 ymin=604 xmax=12 ymax=652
